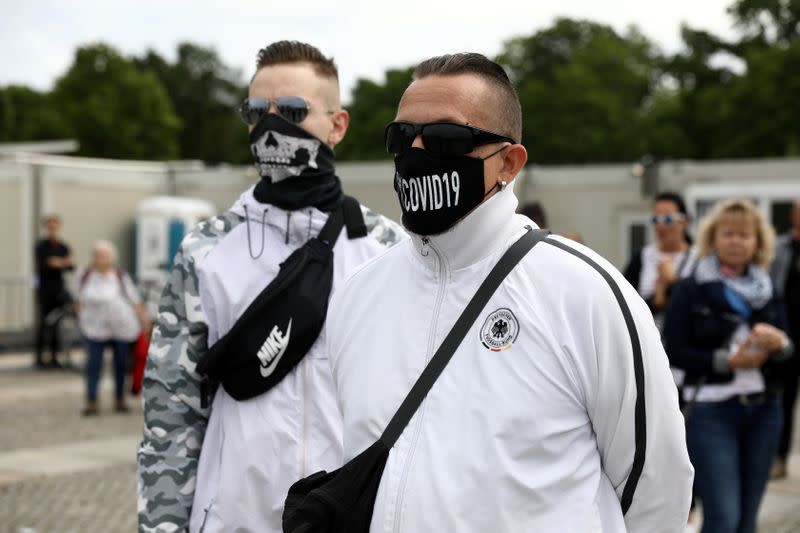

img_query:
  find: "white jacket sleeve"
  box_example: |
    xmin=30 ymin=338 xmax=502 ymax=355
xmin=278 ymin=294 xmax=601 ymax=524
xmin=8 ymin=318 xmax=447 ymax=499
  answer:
xmin=547 ymin=239 xmax=693 ymax=532
xmin=580 ymin=263 xmax=693 ymax=532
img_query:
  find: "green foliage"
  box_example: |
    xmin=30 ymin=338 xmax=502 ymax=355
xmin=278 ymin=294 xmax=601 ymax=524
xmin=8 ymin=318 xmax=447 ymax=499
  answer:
xmin=498 ymin=19 xmax=660 ymax=163
xmin=52 ymin=43 xmax=180 ymax=160
xmin=135 ymin=43 xmax=250 ymax=164
xmin=729 ymin=0 xmax=800 ymax=44
xmin=336 ymin=67 xmax=414 ymax=161
xmin=0 ymin=86 xmax=71 ymax=142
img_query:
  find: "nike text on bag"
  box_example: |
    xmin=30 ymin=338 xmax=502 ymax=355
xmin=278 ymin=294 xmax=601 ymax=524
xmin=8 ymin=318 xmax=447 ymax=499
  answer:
xmin=282 ymin=228 xmax=550 ymax=533
xmin=196 ymin=196 xmax=367 ymax=402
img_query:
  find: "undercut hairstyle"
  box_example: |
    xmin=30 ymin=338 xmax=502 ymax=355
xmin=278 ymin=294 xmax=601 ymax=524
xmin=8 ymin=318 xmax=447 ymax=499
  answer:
xmin=255 ymin=40 xmax=338 ymax=80
xmin=413 ymin=53 xmax=522 ymax=143
xmin=696 ymin=198 xmax=775 ymax=268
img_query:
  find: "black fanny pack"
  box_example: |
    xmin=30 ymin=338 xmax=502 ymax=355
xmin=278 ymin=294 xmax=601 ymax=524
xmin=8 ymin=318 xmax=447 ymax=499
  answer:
xmin=196 ymin=195 xmax=367 ymax=403
xmin=282 ymin=228 xmax=550 ymax=533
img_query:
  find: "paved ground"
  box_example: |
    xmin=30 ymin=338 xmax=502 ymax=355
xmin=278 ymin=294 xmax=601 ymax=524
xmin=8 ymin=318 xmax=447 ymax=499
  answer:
xmin=0 ymin=351 xmax=798 ymax=532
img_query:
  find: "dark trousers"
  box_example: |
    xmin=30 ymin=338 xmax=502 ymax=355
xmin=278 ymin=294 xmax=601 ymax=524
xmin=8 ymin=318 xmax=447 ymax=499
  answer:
xmin=778 ymin=344 xmax=800 ymax=459
xmin=84 ymin=338 xmax=130 ymax=402
xmin=687 ymin=395 xmax=782 ymax=533
xmin=35 ymin=294 xmax=62 ymax=364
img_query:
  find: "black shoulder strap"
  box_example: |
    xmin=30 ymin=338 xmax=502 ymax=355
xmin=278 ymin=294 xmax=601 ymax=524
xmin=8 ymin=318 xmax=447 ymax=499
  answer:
xmin=541 ymin=238 xmax=644 ymax=516
xmin=342 ymin=195 xmax=367 ymax=239
xmin=317 ymin=203 xmax=346 ymax=249
xmin=380 ymin=228 xmax=549 ymax=447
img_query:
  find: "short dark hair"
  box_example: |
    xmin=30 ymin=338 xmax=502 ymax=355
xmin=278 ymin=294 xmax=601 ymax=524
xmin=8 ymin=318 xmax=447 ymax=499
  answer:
xmin=654 ymin=191 xmax=693 ymax=244
xmin=654 ymin=191 xmax=688 ymax=215
xmin=518 ymin=201 xmax=547 ymax=228
xmin=255 ymin=40 xmax=338 ymax=80
xmin=413 ymin=53 xmax=522 ymax=143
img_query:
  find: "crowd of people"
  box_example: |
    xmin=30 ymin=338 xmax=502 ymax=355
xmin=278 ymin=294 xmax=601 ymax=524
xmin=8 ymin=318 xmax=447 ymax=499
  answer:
xmin=30 ymin=40 xmax=798 ymax=533
xmin=625 ymin=195 xmax=799 ymax=533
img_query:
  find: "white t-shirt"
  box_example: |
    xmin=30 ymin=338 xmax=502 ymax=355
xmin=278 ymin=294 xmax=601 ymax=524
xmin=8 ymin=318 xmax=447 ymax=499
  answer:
xmin=77 ymin=268 xmax=141 ymax=342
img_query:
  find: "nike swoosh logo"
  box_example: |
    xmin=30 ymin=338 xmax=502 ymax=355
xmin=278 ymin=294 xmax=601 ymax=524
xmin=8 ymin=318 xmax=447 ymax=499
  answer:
xmin=258 ymin=318 xmax=292 ymax=378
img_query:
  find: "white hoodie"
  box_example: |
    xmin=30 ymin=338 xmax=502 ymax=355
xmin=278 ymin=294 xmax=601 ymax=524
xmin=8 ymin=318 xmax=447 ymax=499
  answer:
xmin=327 ymin=188 xmax=694 ymax=532
xmin=187 ymin=187 xmax=404 ymax=532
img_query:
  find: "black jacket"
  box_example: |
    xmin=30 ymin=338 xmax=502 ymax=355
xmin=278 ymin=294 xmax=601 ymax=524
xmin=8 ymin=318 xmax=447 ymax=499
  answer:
xmin=663 ymin=276 xmax=791 ymax=391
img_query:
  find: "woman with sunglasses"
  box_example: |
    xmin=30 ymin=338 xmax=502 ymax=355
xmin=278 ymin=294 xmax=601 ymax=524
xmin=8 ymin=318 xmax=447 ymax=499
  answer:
xmin=664 ymin=199 xmax=793 ymax=533
xmin=624 ymin=192 xmax=698 ymax=332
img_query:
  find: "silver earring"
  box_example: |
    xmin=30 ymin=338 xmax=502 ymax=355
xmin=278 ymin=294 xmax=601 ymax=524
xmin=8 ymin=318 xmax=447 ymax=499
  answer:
xmin=499 ymin=180 xmax=507 ymax=191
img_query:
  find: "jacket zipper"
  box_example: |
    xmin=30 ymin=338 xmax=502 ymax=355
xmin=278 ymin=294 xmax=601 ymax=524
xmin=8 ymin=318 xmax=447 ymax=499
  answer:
xmin=302 ymin=353 xmax=309 ymax=476
xmin=392 ymin=237 xmax=447 ymax=532
xmin=198 ymin=497 xmax=214 ymax=532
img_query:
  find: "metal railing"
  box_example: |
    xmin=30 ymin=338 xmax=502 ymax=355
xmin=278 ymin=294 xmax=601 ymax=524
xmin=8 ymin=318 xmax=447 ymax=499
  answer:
xmin=0 ymin=277 xmax=34 ymax=332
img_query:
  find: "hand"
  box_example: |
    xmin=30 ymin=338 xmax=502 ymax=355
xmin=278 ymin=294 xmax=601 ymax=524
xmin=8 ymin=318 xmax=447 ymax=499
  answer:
xmin=657 ymin=256 xmax=677 ymax=285
xmin=728 ymin=338 xmax=770 ymax=369
xmin=46 ymin=257 xmax=64 ymax=268
xmin=749 ymin=323 xmax=787 ymax=353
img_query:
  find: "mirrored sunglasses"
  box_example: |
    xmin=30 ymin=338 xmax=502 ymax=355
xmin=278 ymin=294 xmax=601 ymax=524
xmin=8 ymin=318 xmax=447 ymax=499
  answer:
xmin=238 ymin=96 xmax=311 ymax=125
xmin=384 ymin=121 xmax=517 ymax=157
xmin=650 ymin=213 xmax=686 ymax=226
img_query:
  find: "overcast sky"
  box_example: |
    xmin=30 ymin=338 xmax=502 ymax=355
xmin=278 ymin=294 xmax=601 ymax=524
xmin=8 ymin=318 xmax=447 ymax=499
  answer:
xmin=2 ymin=0 xmax=741 ymax=103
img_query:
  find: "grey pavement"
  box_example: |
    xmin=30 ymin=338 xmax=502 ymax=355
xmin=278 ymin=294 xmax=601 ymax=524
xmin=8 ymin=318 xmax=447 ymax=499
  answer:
xmin=0 ymin=351 xmax=799 ymax=532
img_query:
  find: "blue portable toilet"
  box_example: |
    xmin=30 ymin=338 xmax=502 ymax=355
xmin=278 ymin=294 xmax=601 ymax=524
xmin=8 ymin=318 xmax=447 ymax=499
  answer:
xmin=135 ymin=196 xmax=215 ymax=315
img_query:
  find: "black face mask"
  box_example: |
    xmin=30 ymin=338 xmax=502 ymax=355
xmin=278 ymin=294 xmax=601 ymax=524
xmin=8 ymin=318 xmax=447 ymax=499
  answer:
xmin=250 ymin=114 xmax=342 ymax=211
xmin=393 ymin=147 xmax=501 ymax=235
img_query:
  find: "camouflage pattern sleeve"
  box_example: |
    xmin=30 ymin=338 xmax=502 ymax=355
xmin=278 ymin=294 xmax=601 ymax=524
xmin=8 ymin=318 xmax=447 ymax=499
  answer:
xmin=137 ymin=214 xmax=238 ymax=533
xmin=360 ymin=205 xmax=408 ymax=247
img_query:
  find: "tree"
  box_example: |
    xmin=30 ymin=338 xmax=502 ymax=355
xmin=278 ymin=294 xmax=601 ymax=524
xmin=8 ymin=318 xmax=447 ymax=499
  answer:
xmin=52 ymin=43 xmax=180 ymax=160
xmin=0 ymin=85 xmax=71 ymax=143
xmin=336 ymin=67 xmax=414 ymax=161
xmin=498 ymin=19 xmax=661 ymax=163
xmin=136 ymin=44 xmax=250 ymax=164
xmin=729 ymin=0 xmax=800 ymax=44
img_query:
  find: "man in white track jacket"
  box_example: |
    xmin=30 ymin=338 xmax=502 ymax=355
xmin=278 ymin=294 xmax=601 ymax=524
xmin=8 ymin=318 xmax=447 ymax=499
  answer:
xmin=137 ymin=41 xmax=405 ymax=532
xmin=326 ymin=53 xmax=693 ymax=532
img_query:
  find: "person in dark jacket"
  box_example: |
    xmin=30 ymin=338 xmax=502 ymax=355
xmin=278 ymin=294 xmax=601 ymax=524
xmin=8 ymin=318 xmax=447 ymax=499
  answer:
xmin=33 ymin=214 xmax=74 ymax=368
xmin=769 ymin=198 xmax=800 ymax=479
xmin=664 ymin=198 xmax=794 ymax=533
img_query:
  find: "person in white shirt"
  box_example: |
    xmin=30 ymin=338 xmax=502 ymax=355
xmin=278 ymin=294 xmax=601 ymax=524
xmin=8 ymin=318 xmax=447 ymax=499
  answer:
xmin=326 ymin=52 xmax=693 ymax=532
xmin=76 ymin=240 xmax=149 ymax=415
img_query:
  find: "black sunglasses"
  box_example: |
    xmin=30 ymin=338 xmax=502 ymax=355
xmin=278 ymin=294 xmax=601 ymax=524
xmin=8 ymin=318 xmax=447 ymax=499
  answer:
xmin=650 ymin=213 xmax=686 ymax=226
xmin=385 ymin=121 xmax=517 ymax=157
xmin=238 ymin=96 xmax=317 ymax=125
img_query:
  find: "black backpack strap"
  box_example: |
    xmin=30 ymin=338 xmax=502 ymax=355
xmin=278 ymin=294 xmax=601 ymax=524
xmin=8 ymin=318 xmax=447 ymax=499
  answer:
xmin=380 ymin=227 xmax=549 ymax=447
xmin=317 ymin=204 xmax=346 ymax=249
xmin=342 ymin=195 xmax=367 ymax=239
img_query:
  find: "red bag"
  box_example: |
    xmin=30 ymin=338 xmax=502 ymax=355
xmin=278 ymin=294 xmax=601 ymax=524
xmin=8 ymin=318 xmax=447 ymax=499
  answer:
xmin=130 ymin=331 xmax=150 ymax=395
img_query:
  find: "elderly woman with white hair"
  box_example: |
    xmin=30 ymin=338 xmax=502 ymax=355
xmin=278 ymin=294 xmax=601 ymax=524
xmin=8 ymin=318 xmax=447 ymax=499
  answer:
xmin=76 ymin=240 xmax=149 ymax=415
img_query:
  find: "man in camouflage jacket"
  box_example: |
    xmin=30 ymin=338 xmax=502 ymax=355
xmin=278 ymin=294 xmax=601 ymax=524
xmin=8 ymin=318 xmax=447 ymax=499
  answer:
xmin=137 ymin=41 xmax=404 ymax=532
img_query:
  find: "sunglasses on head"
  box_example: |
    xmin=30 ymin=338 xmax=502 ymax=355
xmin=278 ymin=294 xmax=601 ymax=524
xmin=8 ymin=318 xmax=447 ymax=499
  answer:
xmin=384 ymin=121 xmax=517 ymax=157
xmin=238 ymin=96 xmax=320 ymax=125
xmin=650 ymin=213 xmax=686 ymax=226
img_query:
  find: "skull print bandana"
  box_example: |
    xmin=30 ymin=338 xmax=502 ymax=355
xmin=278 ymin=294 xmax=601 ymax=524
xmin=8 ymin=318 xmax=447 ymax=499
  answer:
xmin=250 ymin=113 xmax=343 ymax=211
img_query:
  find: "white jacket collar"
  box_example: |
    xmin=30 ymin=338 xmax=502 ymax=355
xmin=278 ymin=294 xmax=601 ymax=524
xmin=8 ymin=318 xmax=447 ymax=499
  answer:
xmin=229 ymin=185 xmax=329 ymax=244
xmin=409 ymin=187 xmax=521 ymax=271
